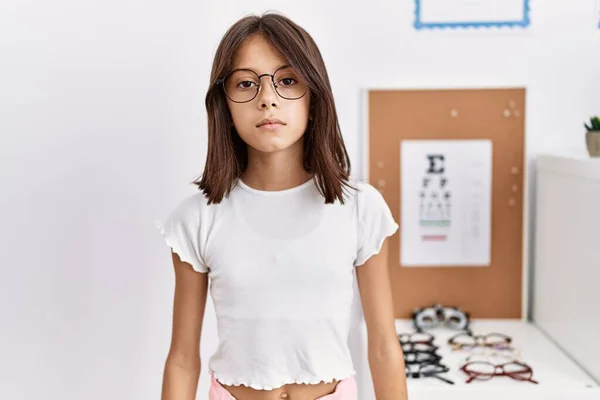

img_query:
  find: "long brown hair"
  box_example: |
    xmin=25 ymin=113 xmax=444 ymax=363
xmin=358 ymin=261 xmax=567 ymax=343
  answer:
xmin=193 ymin=11 xmax=355 ymax=204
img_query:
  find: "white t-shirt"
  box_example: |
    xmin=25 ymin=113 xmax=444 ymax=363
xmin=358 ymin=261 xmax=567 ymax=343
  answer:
xmin=155 ymin=177 xmax=398 ymax=390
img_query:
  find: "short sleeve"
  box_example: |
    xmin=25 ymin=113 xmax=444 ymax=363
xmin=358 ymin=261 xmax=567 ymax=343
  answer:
xmin=354 ymin=183 xmax=399 ymax=267
xmin=155 ymin=194 xmax=209 ymax=273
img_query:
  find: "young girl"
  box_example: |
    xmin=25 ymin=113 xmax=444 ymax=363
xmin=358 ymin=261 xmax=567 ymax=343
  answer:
xmin=157 ymin=12 xmax=408 ymax=400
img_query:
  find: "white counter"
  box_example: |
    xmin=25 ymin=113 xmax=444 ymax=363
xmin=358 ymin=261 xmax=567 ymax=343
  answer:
xmin=395 ymin=319 xmax=600 ymax=400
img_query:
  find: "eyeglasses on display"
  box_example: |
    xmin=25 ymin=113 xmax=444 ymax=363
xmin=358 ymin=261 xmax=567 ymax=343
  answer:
xmin=412 ymin=303 xmax=470 ymax=332
xmin=398 ymin=331 xmax=435 ymax=345
xmin=460 ymin=360 xmax=538 ymax=384
xmin=405 ymin=361 xmax=455 ymax=385
xmin=448 ymin=332 xmax=512 ymax=351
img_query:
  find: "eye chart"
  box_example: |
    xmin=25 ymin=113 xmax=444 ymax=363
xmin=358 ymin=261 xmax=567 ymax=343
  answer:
xmin=400 ymin=139 xmax=492 ymax=267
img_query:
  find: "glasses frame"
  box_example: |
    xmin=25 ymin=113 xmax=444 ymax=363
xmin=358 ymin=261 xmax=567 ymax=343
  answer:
xmin=398 ymin=331 xmax=435 ymax=345
xmin=401 ymin=342 xmax=439 ymax=353
xmin=403 ymin=350 xmax=442 ymax=365
xmin=460 ymin=360 xmax=538 ymax=384
xmin=214 ymin=65 xmax=309 ymax=103
xmin=448 ymin=331 xmax=513 ymax=351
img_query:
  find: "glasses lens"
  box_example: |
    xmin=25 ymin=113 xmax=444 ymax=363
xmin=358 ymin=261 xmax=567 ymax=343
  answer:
xmin=415 ymin=308 xmax=438 ymax=329
xmin=445 ymin=310 xmax=468 ymax=329
xmin=485 ymin=333 xmax=512 ymax=348
xmin=420 ymin=363 xmax=447 ymax=375
xmin=273 ymin=67 xmax=307 ymax=99
xmin=412 ymin=332 xmax=434 ymax=344
xmin=224 ymin=69 xmax=259 ymax=102
xmin=412 ymin=343 xmax=437 ymax=352
xmin=451 ymin=333 xmax=475 ymax=348
xmin=504 ymin=362 xmax=532 ymax=381
xmin=464 ymin=361 xmax=495 ymax=380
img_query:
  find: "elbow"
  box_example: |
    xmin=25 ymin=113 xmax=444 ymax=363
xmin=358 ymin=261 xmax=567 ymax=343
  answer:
xmin=166 ymin=351 xmax=201 ymax=373
xmin=368 ymin=337 xmax=403 ymax=363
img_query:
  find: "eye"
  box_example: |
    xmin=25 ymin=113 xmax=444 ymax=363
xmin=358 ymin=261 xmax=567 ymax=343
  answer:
xmin=237 ymin=80 xmax=256 ymax=90
xmin=278 ymin=77 xmax=297 ymax=87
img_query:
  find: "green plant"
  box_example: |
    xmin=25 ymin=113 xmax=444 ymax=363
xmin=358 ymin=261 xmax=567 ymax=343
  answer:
xmin=585 ymin=116 xmax=600 ymax=131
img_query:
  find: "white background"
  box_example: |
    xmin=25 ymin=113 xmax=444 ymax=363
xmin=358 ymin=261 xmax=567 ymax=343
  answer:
xmin=1 ymin=1 xmax=599 ymax=399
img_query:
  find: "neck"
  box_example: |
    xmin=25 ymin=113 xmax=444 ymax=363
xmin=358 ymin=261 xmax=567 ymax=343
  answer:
xmin=241 ymin=142 xmax=312 ymax=191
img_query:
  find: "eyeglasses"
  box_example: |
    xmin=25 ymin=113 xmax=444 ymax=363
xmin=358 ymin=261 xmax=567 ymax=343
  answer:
xmin=403 ymin=350 xmax=442 ymax=365
xmin=214 ymin=65 xmax=308 ymax=103
xmin=460 ymin=360 xmax=538 ymax=384
xmin=401 ymin=342 xmax=438 ymax=353
xmin=398 ymin=331 xmax=435 ymax=345
xmin=405 ymin=362 xmax=455 ymax=385
xmin=412 ymin=304 xmax=470 ymax=332
xmin=448 ymin=332 xmax=512 ymax=351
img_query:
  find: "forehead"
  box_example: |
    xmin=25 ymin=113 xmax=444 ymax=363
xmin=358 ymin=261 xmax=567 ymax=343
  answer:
xmin=233 ymin=35 xmax=288 ymax=72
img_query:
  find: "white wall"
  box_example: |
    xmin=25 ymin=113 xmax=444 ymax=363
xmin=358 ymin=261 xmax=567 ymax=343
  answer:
xmin=1 ymin=1 xmax=599 ymax=399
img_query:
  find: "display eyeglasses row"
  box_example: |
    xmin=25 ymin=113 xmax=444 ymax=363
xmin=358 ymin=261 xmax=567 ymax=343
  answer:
xmin=399 ymin=304 xmax=538 ymax=385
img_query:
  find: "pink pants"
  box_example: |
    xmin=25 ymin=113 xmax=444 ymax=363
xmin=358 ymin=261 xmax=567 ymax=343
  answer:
xmin=209 ymin=372 xmax=358 ymax=400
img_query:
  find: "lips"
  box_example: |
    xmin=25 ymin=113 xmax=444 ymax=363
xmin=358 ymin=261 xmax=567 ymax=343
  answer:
xmin=256 ymin=118 xmax=285 ymax=127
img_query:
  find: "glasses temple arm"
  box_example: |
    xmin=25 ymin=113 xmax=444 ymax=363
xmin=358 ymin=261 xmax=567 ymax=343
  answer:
xmin=435 ymin=374 xmax=455 ymax=385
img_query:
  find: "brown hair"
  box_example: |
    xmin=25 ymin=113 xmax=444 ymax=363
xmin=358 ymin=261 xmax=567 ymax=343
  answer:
xmin=193 ymin=11 xmax=355 ymax=204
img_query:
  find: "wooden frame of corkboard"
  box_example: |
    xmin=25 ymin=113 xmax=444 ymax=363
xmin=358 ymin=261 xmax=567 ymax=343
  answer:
xmin=358 ymin=86 xmax=530 ymax=320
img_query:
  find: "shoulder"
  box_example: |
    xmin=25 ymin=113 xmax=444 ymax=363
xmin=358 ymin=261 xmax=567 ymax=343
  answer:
xmin=162 ymin=190 xmax=217 ymax=226
xmin=346 ymin=178 xmax=395 ymax=223
xmin=345 ymin=179 xmax=384 ymax=205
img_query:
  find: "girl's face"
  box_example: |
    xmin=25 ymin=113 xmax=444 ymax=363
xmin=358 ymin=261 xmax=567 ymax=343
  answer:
xmin=226 ymin=35 xmax=311 ymax=155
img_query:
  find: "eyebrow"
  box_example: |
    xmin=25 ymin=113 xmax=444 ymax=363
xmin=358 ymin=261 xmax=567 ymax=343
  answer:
xmin=233 ymin=64 xmax=290 ymax=73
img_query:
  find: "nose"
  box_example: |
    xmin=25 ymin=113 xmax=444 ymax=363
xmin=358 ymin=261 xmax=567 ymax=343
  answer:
xmin=256 ymin=75 xmax=279 ymax=110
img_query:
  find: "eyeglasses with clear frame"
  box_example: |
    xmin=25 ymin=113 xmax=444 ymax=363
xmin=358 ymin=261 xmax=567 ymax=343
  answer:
xmin=214 ymin=65 xmax=308 ymax=103
xmin=448 ymin=332 xmax=513 ymax=351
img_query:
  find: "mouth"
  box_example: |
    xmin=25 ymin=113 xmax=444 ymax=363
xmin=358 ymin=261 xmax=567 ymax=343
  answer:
xmin=256 ymin=118 xmax=286 ymax=128
xmin=257 ymin=122 xmax=284 ymax=130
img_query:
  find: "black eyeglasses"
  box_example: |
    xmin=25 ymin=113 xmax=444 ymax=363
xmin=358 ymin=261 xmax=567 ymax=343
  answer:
xmin=412 ymin=304 xmax=470 ymax=332
xmin=214 ymin=65 xmax=308 ymax=103
xmin=398 ymin=331 xmax=435 ymax=345
xmin=403 ymin=350 xmax=442 ymax=365
xmin=448 ymin=332 xmax=513 ymax=351
xmin=401 ymin=342 xmax=438 ymax=353
xmin=405 ymin=362 xmax=455 ymax=385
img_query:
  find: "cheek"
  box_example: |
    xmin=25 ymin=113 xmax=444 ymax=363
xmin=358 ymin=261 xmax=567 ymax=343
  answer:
xmin=291 ymin=97 xmax=311 ymax=130
xmin=227 ymin=102 xmax=247 ymax=127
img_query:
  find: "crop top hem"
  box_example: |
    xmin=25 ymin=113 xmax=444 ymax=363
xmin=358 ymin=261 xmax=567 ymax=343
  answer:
xmin=210 ymin=368 xmax=357 ymax=390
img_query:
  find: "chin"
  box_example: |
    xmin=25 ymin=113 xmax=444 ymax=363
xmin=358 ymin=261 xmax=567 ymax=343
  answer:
xmin=251 ymin=139 xmax=295 ymax=153
xmin=246 ymin=131 xmax=304 ymax=154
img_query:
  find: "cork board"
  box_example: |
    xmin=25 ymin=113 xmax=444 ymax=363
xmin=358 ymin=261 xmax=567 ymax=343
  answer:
xmin=366 ymin=88 xmax=525 ymax=319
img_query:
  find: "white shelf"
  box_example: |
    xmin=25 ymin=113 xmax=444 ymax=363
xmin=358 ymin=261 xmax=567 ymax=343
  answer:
xmin=533 ymin=153 xmax=600 ymax=383
xmin=396 ymin=319 xmax=600 ymax=400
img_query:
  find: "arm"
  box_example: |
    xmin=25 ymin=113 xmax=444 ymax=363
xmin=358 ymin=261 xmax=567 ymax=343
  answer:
xmin=356 ymin=238 xmax=408 ymax=400
xmin=161 ymin=251 xmax=209 ymax=400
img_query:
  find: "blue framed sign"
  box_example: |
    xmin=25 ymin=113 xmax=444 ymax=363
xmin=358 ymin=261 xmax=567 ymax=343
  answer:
xmin=414 ymin=0 xmax=531 ymax=30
